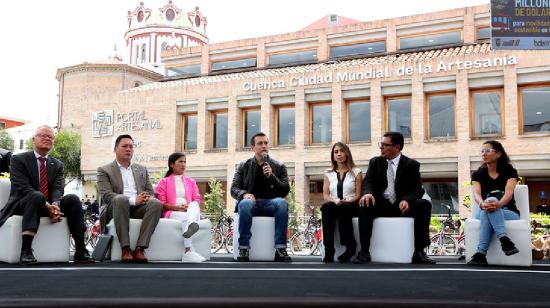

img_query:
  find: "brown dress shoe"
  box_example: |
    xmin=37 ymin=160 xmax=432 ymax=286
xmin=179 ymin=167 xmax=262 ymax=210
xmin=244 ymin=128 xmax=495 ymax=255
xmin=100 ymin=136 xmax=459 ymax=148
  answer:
xmin=133 ymin=247 xmax=148 ymax=263
xmin=121 ymin=247 xmax=134 ymax=263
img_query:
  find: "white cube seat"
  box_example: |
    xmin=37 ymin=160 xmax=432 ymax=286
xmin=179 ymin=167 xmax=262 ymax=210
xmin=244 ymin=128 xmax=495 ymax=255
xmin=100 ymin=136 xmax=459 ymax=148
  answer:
xmin=0 ymin=179 xmax=70 ymax=264
xmin=331 ymin=217 xmax=415 ymax=263
xmin=232 ymin=214 xmax=276 ymax=261
xmin=465 ymin=185 xmax=532 ymax=267
xmin=108 ymin=218 xmax=212 ymax=261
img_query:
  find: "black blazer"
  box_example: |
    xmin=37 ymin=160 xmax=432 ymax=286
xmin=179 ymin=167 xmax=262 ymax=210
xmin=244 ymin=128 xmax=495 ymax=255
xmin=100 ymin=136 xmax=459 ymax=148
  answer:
xmin=0 ymin=151 xmax=64 ymax=227
xmin=362 ymin=154 xmax=425 ymax=205
xmin=230 ymin=156 xmax=290 ymax=210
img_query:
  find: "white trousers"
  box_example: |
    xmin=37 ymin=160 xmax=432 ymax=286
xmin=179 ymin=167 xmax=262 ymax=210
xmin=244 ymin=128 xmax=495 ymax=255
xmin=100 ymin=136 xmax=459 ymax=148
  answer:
xmin=168 ymin=201 xmax=201 ymax=247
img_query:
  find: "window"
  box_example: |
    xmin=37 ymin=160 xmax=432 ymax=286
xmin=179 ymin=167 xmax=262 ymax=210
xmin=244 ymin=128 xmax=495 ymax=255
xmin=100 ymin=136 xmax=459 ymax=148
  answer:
xmin=275 ymin=105 xmax=295 ymax=146
xmin=211 ymin=58 xmax=256 ymax=72
xmin=19 ymin=139 xmax=24 ymax=150
xmin=399 ymin=31 xmax=461 ymax=50
xmin=166 ymin=64 xmax=201 ymax=77
xmin=347 ymin=100 xmax=371 ymax=143
xmin=519 ymin=85 xmax=550 ymax=134
xmin=385 ymin=97 xmax=411 ymax=138
xmin=423 ymin=181 xmax=459 ymax=215
xmin=471 ymin=89 xmax=503 ymax=137
xmin=477 ymin=27 xmax=490 ymax=41
xmin=141 ymin=44 xmax=146 ymax=63
xmin=330 ymin=41 xmax=385 ymax=59
xmin=243 ymin=109 xmax=261 ymax=147
xmin=269 ymin=50 xmax=317 ymax=66
xmin=211 ymin=111 xmax=228 ymax=149
xmin=181 ymin=113 xmax=197 ymax=151
xmin=426 ymin=93 xmax=456 ymax=139
xmin=310 ymin=103 xmax=332 ymax=144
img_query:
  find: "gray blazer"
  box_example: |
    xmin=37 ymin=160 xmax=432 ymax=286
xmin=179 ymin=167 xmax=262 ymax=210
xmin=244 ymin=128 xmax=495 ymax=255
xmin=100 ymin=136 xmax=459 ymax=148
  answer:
xmin=97 ymin=160 xmax=154 ymax=231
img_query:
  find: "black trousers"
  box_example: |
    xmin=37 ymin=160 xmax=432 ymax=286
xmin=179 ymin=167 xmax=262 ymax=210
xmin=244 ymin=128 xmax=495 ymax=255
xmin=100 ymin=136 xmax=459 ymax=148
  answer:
xmin=357 ymin=198 xmax=432 ymax=252
xmin=12 ymin=191 xmax=86 ymax=235
xmin=321 ymin=201 xmax=358 ymax=253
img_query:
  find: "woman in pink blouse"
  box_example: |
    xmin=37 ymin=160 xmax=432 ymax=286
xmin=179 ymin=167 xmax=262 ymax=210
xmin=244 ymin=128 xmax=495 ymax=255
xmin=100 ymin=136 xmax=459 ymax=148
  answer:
xmin=155 ymin=152 xmax=205 ymax=262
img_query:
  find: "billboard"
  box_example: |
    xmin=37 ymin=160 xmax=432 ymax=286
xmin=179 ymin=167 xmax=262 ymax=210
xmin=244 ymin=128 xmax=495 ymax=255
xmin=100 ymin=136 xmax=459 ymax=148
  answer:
xmin=491 ymin=0 xmax=550 ymax=49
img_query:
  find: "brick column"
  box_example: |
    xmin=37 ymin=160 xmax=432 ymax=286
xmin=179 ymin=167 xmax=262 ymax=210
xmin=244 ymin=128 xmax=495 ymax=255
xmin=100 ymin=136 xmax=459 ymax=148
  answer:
xmin=331 ymin=83 xmax=343 ymax=142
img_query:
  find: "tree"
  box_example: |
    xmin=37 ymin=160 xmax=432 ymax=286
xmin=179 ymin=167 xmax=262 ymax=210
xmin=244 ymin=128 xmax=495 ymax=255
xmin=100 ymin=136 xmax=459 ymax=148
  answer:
xmin=286 ymin=181 xmax=301 ymax=235
xmin=48 ymin=130 xmax=82 ymax=186
xmin=0 ymin=130 xmax=14 ymax=151
xmin=204 ymin=177 xmax=225 ymax=220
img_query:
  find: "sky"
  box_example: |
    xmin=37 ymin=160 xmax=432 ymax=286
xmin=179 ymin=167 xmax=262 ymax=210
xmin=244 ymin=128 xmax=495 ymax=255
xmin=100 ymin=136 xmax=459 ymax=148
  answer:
xmin=0 ymin=0 xmax=489 ymax=125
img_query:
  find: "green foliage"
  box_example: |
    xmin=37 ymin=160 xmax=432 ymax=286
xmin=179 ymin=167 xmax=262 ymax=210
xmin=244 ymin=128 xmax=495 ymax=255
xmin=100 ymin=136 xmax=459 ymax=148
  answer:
xmin=149 ymin=171 xmax=164 ymax=186
xmin=0 ymin=130 xmax=14 ymax=151
xmin=204 ymin=178 xmax=225 ymax=220
xmin=0 ymin=172 xmax=9 ymax=179
xmin=25 ymin=138 xmax=33 ymax=151
xmin=48 ymin=130 xmax=81 ymax=186
xmin=286 ymin=181 xmax=300 ymax=235
xmin=531 ymin=213 xmax=550 ymax=239
xmin=462 ymin=180 xmax=472 ymax=208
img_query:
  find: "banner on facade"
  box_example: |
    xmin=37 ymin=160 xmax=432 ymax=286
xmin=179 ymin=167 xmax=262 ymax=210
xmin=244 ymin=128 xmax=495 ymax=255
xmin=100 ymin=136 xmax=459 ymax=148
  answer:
xmin=491 ymin=0 xmax=550 ymax=50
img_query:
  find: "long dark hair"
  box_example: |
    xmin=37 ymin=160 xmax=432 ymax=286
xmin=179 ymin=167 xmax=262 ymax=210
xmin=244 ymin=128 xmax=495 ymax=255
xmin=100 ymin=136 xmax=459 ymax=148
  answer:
xmin=481 ymin=140 xmax=512 ymax=173
xmin=330 ymin=142 xmax=356 ymax=171
xmin=165 ymin=152 xmax=186 ymax=177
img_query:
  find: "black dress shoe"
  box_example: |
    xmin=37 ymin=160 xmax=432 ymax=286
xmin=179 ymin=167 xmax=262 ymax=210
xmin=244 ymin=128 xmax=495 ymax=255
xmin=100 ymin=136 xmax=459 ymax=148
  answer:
xmin=338 ymin=245 xmax=356 ymax=263
xmin=74 ymin=249 xmax=95 ymax=263
xmin=323 ymin=248 xmax=335 ymax=263
xmin=412 ymin=250 xmax=436 ymax=264
xmin=237 ymin=249 xmax=249 ymax=262
xmin=20 ymin=248 xmax=38 ymax=265
xmin=274 ymin=248 xmax=292 ymax=262
xmin=352 ymin=251 xmax=371 ymax=264
xmin=467 ymin=252 xmax=488 ymax=266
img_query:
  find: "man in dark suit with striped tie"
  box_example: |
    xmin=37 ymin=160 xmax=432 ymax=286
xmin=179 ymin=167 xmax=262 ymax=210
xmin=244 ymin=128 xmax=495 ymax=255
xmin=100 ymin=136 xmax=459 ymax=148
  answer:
xmin=0 ymin=125 xmax=93 ymax=264
xmin=353 ymin=131 xmax=435 ymax=264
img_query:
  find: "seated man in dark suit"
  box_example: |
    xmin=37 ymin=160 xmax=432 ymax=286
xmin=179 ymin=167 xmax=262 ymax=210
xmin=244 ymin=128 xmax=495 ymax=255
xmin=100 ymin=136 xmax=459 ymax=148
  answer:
xmin=0 ymin=125 xmax=93 ymax=264
xmin=353 ymin=131 xmax=435 ymax=264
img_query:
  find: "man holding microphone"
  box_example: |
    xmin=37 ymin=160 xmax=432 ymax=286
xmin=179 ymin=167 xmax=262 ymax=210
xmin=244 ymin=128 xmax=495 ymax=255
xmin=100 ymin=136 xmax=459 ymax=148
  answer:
xmin=231 ymin=132 xmax=291 ymax=262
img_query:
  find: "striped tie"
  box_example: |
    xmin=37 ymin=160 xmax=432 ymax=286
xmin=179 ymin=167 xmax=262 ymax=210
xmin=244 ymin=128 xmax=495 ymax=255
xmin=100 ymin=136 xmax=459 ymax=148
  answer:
xmin=39 ymin=156 xmax=49 ymax=201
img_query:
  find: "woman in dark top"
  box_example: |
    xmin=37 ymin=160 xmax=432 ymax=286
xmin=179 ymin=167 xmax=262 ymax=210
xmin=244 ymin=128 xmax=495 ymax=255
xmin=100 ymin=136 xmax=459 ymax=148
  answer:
xmin=321 ymin=142 xmax=362 ymax=263
xmin=467 ymin=140 xmax=520 ymax=266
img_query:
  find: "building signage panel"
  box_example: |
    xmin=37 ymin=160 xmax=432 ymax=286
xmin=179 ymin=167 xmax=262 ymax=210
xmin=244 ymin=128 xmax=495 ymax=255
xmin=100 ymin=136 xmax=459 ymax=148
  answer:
xmin=92 ymin=110 xmax=162 ymax=138
xmin=242 ymin=56 xmax=518 ymax=91
xmin=491 ymin=0 xmax=550 ymax=49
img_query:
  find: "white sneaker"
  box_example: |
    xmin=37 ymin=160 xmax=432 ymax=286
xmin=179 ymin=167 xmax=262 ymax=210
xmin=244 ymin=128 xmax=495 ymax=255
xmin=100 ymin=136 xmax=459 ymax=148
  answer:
xmin=181 ymin=250 xmax=206 ymax=263
xmin=183 ymin=222 xmax=199 ymax=238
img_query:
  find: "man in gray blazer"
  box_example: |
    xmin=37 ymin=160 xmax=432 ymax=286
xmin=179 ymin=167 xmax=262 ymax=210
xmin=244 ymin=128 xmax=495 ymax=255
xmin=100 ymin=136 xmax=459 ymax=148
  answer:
xmin=97 ymin=134 xmax=162 ymax=263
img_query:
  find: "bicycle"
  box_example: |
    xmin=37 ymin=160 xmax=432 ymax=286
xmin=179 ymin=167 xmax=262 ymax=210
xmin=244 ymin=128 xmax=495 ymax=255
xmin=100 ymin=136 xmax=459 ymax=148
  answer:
xmin=428 ymin=203 xmax=461 ymax=256
xmin=210 ymin=213 xmax=234 ymax=254
xmin=70 ymin=213 xmax=100 ymax=253
xmin=289 ymin=212 xmax=323 ymax=256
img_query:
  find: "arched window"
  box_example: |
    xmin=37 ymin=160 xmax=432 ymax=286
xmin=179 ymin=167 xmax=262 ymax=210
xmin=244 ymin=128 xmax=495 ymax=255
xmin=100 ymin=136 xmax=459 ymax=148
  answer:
xmin=166 ymin=9 xmax=175 ymax=21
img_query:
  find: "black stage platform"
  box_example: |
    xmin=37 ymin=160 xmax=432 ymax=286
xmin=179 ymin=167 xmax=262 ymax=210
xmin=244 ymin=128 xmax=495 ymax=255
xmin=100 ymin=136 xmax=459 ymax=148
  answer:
xmin=0 ymin=255 xmax=549 ymax=307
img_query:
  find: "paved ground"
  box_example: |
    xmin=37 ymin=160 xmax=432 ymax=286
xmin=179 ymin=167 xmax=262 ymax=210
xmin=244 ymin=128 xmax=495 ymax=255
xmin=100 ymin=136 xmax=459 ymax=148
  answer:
xmin=0 ymin=255 xmax=549 ymax=307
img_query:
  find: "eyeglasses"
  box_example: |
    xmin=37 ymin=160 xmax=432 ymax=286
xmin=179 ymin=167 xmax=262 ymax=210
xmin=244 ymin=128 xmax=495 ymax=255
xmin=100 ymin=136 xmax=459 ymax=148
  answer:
xmin=481 ymin=148 xmax=496 ymax=154
xmin=378 ymin=142 xmax=395 ymax=148
xmin=35 ymin=134 xmax=54 ymax=140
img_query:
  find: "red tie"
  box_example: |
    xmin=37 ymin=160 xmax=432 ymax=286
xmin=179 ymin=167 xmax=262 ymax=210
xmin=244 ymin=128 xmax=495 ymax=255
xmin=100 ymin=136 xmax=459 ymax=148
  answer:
xmin=39 ymin=156 xmax=49 ymax=201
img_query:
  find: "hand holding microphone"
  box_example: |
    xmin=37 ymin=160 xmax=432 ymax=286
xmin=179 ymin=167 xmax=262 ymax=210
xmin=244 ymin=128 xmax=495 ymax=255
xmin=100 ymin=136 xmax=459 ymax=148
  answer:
xmin=261 ymin=152 xmax=272 ymax=178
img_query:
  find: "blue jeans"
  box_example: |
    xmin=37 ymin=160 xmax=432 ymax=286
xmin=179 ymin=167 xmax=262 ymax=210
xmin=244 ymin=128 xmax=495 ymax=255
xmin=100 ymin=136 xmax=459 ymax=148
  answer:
xmin=475 ymin=208 xmax=520 ymax=254
xmin=237 ymin=198 xmax=289 ymax=249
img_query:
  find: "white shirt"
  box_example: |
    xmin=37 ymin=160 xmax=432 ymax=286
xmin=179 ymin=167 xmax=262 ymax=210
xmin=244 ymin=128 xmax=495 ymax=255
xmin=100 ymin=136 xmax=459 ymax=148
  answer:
xmin=117 ymin=161 xmax=137 ymax=206
xmin=383 ymin=154 xmax=401 ymax=200
xmin=325 ymin=167 xmax=362 ymax=202
xmin=174 ymin=175 xmax=187 ymax=206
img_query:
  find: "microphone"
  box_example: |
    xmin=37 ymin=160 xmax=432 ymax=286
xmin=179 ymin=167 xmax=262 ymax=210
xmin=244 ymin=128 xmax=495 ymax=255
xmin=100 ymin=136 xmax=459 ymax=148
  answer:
xmin=261 ymin=152 xmax=269 ymax=178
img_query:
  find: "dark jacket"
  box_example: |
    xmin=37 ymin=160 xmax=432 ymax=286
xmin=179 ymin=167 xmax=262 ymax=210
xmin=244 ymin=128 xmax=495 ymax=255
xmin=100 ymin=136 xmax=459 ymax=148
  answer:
xmin=0 ymin=148 xmax=11 ymax=174
xmin=230 ymin=156 xmax=290 ymax=210
xmin=362 ymin=154 xmax=425 ymax=205
xmin=0 ymin=151 xmax=64 ymax=227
